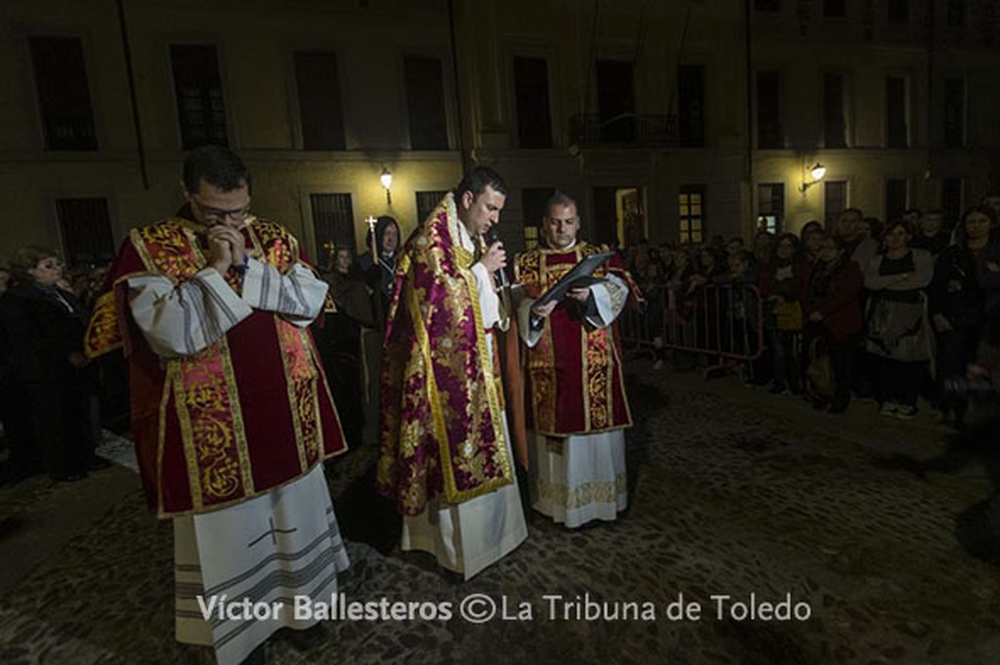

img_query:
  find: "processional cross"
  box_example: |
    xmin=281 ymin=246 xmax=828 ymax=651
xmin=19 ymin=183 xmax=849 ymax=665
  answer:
xmin=365 ymin=215 xmax=378 ymax=258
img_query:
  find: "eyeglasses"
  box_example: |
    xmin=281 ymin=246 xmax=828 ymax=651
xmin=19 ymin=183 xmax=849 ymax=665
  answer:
xmin=191 ymin=196 xmax=251 ymax=222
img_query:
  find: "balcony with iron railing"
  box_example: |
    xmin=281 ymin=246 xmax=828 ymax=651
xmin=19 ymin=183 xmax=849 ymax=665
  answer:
xmin=569 ymin=112 xmax=680 ymax=148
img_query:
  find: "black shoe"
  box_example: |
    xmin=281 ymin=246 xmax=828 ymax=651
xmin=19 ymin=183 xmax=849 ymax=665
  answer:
xmin=768 ymin=383 xmax=788 ymax=395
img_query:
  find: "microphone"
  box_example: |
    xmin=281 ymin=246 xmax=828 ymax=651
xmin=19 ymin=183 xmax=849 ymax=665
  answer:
xmin=485 ymin=225 xmax=508 ymax=288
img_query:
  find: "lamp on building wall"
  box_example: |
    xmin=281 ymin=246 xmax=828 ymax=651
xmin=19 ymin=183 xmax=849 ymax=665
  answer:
xmin=380 ymin=166 xmax=393 ymax=205
xmin=800 ymin=163 xmax=827 ymax=192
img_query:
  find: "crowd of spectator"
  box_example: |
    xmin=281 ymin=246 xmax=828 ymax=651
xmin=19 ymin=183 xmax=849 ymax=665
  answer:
xmin=624 ymin=195 xmax=1000 ymax=427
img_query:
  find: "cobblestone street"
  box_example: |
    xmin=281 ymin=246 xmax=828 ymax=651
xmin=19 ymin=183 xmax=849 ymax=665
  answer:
xmin=1 ymin=361 xmax=998 ymax=665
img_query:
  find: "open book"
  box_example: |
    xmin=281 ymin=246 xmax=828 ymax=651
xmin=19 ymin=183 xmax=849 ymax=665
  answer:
xmin=528 ymin=251 xmax=614 ymax=331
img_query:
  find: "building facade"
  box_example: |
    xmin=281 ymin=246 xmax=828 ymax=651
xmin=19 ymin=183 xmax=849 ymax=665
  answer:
xmin=1 ymin=0 xmax=998 ymax=267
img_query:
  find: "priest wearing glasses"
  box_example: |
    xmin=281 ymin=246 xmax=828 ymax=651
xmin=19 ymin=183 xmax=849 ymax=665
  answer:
xmin=85 ymin=145 xmax=349 ymax=665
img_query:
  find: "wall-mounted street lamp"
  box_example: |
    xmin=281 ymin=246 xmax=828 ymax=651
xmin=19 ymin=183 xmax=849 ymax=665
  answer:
xmin=800 ymin=163 xmax=826 ymax=192
xmin=380 ymin=166 xmax=393 ymax=205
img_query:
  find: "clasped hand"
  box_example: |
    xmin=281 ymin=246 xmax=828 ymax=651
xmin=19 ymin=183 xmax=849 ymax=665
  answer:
xmin=207 ymin=226 xmax=247 ymax=274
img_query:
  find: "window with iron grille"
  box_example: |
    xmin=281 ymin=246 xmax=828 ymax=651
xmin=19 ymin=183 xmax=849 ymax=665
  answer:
xmin=522 ymin=187 xmax=556 ymax=250
xmin=55 ymin=198 xmax=115 ymax=266
xmin=513 ymin=57 xmax=553 ymax=149
xmin=678 ymin=186 xmax=706 ymax=245
xmin=824 ymin=181 xmax=847 ymax=229
xmin=885 ymin=179 xmax=908 ymax=221
xmin=823 ymin=73 xmax=847 ymax=148
xmin=885 ymin=76 xmax=908 ymax=148
xmin=416 ymin=190 xmax=449 ymax=225
xmin=294 ymin=51 xmax=346 ymax=150
xmin=310 ymin=193 xmax=356 ymax=261
xmin=403 ymin=56 xmax=449 ymax=150
xmin=757 ymin=183 xmax=784 ymax=234
xmin=678 ymin=65 xmax=705 ymax=148
xmin=30 ymin=37 xmax=97 ymax=151
xmin=170 ymin=44 xmax=228 ymax=149
xmin=756 ymin=71 xmax=782 ymax=149
xmin=944 ymin=78 xmax=965 ymax=148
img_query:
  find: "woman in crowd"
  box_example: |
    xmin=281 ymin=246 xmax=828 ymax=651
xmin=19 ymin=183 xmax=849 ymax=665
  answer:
xmin=752 ymin=230 xmax=775 ymax=270
xmin=800 ymin=221 xmax=825 ymax=265
xmin=761 ymin=233 xmax=808 ymax=394
xmin=3 ymin=247 xmax=95 ymax=481
xmin=657 ymin=242 xmax=675 ymax=279
xmin=861 ymin=217 xmax=884 ymax=245
xmin=864 ymin=221 xmax=935 ymax=419
xmin=931 ymin=206 xmax=998 ymax=427
xmin=687 ymin=245 xmax=726 ymax=357
xmin=664 ymin=247 xmax=699 ymax=364
xmin=630 ymin=246 xmax=661 ymax=295
xmin=804 ymin=234 xmax=864 ymax=413
xmin=317 ymin=247 xmax=375 ymax=449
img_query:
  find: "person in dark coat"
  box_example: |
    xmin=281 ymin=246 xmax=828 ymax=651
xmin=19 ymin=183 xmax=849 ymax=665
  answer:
xmin=316 ymin=247 xmax=375 ymax=449
xmin=804 ymin=234 xmax=864 ymax=413
xmin=930 ymin=206 xmax=997 ymax=426
xmin=2 ymin=247 xmax=96 ymax=481
xmin=357 ymin=215 xmax=401 ymax=323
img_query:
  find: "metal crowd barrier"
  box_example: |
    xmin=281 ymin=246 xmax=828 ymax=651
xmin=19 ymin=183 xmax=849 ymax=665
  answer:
xmin=620 ymin=283 xmax=766 ymax=374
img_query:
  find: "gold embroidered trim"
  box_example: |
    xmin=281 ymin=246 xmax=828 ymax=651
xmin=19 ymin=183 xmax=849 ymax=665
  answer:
xmin=156 ymin=370 xmax=171 ymax=517
xmin=219 ymin=336 xmax=254 ymax=495
xmin=276 ymin=320 xmax=310 ymax=475
xmin=536 ymin=472 xmax=627 ymax=511
xmin=170 ymin=362 xmax=203 ymax=512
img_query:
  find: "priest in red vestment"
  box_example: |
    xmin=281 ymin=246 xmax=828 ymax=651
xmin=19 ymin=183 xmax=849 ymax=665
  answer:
xmin=84 ymin=146 xmax=348 ymax=665
xmin=514 ymin=191 xmax=641 ymax=528
xmin=378 ymin=166 xmax=527 ymax=579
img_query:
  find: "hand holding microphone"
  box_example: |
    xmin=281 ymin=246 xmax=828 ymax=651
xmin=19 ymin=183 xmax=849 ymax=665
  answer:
xmin=483 ymin=226 xmax=508 ymax=288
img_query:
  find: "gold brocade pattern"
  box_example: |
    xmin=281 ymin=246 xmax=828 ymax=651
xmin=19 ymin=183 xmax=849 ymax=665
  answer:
xmin=536 ymin=472 xmax=627 ymax=511
xmin=173 ymin=343 xmax=245 ymax=507
xmin=378 ymin=193 xmax=513 ymax=514
xmin=434 ymin=196 xmax=510 ymax=501
xmin=276 ymin=319 xmax=321 ymax=469
xmin=84 ymin=290 xmax=123 ymax=358
xmin=251 ymin=218 xmax=298 ymax=272
xmin=586 ymin=328 xmax=611 ymax=430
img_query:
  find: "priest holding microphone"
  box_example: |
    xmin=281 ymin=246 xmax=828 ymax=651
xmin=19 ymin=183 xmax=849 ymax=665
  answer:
xmin=378 ymin=166 xmax=527 ymax=579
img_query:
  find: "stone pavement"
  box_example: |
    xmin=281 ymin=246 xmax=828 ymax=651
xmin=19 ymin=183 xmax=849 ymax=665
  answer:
xmin=1 ymin=362 xmax=998 ymax=665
